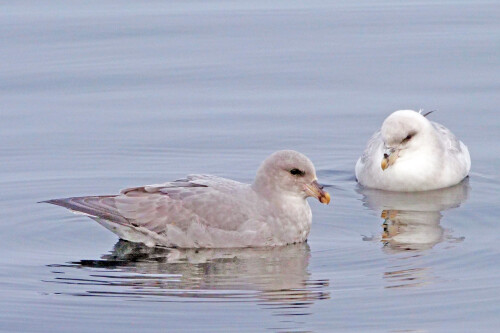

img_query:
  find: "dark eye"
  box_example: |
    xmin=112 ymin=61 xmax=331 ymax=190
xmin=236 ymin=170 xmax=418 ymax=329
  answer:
xmin=402 ymin=134 xmax=413 ymax=143
xmin=290 ymin=168 xmax=305 ymax=176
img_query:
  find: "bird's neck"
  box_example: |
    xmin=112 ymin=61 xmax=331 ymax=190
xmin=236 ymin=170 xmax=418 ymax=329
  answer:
xmin=252 ymin=175 xmax=278 ymax=200
xmin=252 ymin=176 xmax=306 ymax=205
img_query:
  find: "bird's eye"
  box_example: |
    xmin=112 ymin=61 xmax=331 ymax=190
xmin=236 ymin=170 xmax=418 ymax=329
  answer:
xmin=402 ymin=134 xmax=413 ymax=143
xmin=290 ymin=168 xmax=305 ymax=176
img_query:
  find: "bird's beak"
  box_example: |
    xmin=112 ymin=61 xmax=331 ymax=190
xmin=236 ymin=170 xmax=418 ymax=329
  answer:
xmin=305 ymin=180 xmax=331 ymax=204
xmin=381 ymin=148 xmax=399 ymax=171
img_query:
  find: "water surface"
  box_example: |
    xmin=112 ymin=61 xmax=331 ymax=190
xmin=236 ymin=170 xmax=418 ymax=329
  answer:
xmin=1 ymin=1 xmax=499 ymax=332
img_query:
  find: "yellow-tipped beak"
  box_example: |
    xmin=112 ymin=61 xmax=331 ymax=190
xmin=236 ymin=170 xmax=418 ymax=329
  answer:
xmin=381 ymin=157 xmax=389 ymax=170
xmin=381 ymin=151 xmax=399 ymax=171
xmin=319 ymin=191 xmax=331 ymax=204
xmin=305 ymin=180 xmax=331 ymax=205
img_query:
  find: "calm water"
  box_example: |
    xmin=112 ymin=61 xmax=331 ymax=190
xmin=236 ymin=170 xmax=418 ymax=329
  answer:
xmin=1 ymin=1 xmax=499 ymax=332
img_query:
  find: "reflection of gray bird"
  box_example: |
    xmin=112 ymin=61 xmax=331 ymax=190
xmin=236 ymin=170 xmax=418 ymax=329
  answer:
xmin=356 ymin=110 xmax=471 ymax=191
xmin=43 ymin=150 xmax=330 ymax=248
xmin=359 ymin=180 xmax=469 ymax=251
xmin=57 ymin=241 xmax=330 ymax=308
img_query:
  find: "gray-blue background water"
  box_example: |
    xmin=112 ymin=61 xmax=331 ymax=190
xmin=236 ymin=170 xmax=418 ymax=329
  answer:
xmin=1 ymin=1 xmax=499 ymax=332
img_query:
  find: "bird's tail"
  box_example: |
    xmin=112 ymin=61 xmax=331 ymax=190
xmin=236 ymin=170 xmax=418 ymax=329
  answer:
xmin=41 ymin=196 xmax=129 ymax=226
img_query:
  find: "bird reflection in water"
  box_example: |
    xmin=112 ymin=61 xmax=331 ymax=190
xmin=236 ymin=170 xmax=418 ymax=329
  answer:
xmin=380 ymin=209 xmax=445 ymax=251
xmin=359 ymin=179 xmax=469 ymax=288
xmin=47 ymin=241 xmax=329 ymax=317
xmin=360 ymin=179 xmax=469 ymax=251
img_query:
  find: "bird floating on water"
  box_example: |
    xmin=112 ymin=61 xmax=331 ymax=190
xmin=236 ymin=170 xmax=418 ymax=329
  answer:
xmin=44 ymin=150 xmax=330 ymax=248
xmin=355 ymin=110 xmax=471 ymax=191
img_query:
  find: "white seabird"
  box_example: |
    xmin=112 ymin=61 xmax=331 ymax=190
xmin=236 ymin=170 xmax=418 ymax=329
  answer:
xmin=355 ymin=110 xmax=471 ymax=191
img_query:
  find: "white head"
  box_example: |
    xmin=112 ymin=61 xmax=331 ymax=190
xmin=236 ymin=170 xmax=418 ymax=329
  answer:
xmin=380 ymin=110 xmax=434 ymax=170
xmin=253 ymin=150 xmax=330 ymax=204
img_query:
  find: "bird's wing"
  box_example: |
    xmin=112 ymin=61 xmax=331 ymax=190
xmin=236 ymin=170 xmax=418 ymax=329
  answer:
xmin=120 ymin=174 xmax=243 ymax=195
xmin=356 ymin=130 xmax=384 ymax=172
xmin=115 ymin=175 xmax=254 ymax=234
xmin=46 ymin=175 xmax=255 ymax=237
xmin=431 ymin=122 xmax=471 ymax=173
xmin=431 ymin=122 xmax=463 ymax=154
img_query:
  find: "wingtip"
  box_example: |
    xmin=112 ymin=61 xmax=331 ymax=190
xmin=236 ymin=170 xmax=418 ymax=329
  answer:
xmin=39 ymin=198 xmax=69 ymax=206
xmin=420 ymin=110 xmax=436 ymax=118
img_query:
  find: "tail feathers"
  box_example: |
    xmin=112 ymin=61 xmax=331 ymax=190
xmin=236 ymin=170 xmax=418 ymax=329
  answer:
xmin=42 ymin=196 xmax=130 ymax=226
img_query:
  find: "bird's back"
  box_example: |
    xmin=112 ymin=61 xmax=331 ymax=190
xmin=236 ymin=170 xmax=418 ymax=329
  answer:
xmin=431 ymin=122 xmax=471 ymax=175
xmin=45 ymin=175 xmax=285 ymax=248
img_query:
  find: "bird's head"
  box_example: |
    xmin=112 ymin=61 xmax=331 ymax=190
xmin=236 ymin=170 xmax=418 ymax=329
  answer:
xmin=380 ymin=110 xmax=434 ymax=170
xmin=253 ymin=150 xmax=330 ymax=204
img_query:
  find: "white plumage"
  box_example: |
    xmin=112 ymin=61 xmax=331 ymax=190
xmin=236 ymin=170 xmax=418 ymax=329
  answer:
xmin=355 ymin=110 xmax=471 ymax=191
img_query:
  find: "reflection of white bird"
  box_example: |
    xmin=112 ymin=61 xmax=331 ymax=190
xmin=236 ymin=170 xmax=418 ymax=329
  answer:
xmin=359 ymin=180 xmax=469 ymax=251
xmin=44 ymin=150 xmax=330 ymax=248
xmin=356 ymin=110 xmax=471 ymax=191
xmin=380 ymin=210 xmax=444 ymax=251
xmin=359 ymin=179 xmax=470 ymax=212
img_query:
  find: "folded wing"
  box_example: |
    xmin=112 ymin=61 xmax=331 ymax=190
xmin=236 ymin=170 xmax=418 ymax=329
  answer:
xmin=45 ymin=175 xmax=255 ymax=242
